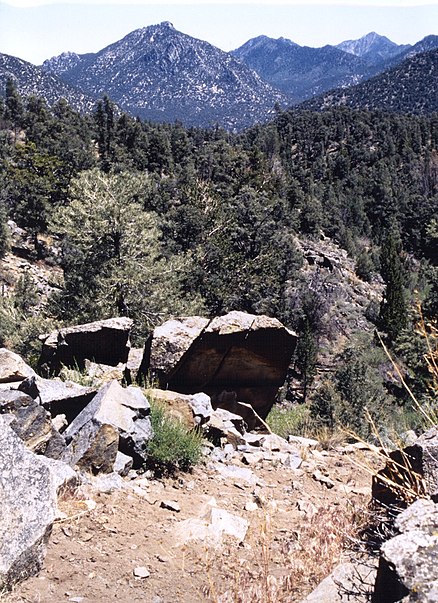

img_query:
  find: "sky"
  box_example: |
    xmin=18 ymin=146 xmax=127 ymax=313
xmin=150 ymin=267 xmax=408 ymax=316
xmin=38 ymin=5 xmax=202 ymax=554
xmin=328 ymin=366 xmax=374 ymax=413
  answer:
xmin=1 ymin=0 xmax=437 ymax=65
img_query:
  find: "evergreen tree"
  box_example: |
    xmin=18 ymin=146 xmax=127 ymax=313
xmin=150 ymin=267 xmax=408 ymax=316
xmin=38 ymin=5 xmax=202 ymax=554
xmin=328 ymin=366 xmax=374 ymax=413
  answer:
xmin=379 ymin=229 xmax=408 ymax=343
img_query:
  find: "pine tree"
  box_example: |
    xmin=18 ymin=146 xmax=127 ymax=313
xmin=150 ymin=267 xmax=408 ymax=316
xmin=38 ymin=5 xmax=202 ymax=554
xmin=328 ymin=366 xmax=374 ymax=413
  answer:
xmin=379 ymin=229 xmax=408 ymax=343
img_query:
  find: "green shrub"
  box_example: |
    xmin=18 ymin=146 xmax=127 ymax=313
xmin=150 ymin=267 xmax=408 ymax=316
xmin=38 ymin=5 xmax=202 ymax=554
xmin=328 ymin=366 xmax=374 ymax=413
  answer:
xmin=266 ymin=404 xmax=311 ymax=439
xmin=145 ymin=399 xmax=203 ymax=476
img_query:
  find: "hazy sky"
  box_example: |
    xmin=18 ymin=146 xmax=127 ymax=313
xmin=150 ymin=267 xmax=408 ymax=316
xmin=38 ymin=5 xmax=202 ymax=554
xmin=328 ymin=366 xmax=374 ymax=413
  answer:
xmin=1 ymin=0 xmax=437 ymax=65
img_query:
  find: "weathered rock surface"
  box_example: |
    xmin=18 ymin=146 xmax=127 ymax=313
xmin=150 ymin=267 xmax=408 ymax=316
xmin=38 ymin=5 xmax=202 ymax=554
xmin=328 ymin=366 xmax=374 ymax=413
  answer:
xmin=0 ymin=416 xmax=74 ymax=590
xmin=62 ymin=380 xmax=152 ymax=471
xmin=18 ymin=375 xmax=97 ymax=424
xmin=0 ymin=348 xmax=36 ymax=383
xmin=303 ymin=559 xmax=377 ymax=602
xmin=373 ymin=426 xmax=438 ymax=508
xmin=84 ymin=360 xmax=125 ymax=384
xmin=147 ymin=388 xmax=213 ymax=429
xmin=373 ymin=498 xmax=438 ymax=603
xmin=172 ymin=498 xmax=249 ymax=547
xmin=0 ymin=389 xmax=65 ymax=458
xmin=38 ymin=317 xmax=133 ymax=375
xmin=207 ymin=408 xmax=247 ymax=447
xmin=143 ymin=311 xmax=297 ymax=419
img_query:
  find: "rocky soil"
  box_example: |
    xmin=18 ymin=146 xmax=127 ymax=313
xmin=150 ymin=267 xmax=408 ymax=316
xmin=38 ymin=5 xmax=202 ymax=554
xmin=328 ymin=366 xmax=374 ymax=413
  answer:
xmin=1 ymin=441 xmax=375 ymax=603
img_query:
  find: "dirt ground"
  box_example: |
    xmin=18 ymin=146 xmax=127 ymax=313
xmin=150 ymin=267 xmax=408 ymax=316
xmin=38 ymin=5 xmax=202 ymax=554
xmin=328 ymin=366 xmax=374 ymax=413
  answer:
xmin=2 ymin=444 xmax=377 ymax=603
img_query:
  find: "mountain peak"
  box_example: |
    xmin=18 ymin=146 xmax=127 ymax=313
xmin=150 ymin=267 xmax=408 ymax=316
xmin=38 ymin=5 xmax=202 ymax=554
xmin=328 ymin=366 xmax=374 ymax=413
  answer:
xmin=41 ymin=23 xmax=288 ymax=130
xmin=336 ymin=32 xmax=408 ymax=63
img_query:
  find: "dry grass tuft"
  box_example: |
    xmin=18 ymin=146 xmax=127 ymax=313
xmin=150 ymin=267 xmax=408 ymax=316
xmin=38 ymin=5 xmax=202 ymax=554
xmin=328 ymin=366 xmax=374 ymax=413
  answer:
xmin=206 ymin=504 xmax=363 ymax=603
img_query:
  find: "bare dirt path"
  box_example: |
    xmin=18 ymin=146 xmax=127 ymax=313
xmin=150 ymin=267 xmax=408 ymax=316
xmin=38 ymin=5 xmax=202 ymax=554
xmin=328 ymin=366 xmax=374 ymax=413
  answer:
xmin=3 ymin=446 xmax=375 ymax=603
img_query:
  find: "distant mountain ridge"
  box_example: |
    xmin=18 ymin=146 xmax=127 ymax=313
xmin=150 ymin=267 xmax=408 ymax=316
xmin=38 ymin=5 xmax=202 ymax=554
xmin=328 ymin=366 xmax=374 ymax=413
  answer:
xmin=41 ymin=21 xmax=288 ymax=130
xmin=1 ymin=25 xmax=438 ymax=129
xmin=232 ymin=31 xmax=438 ymax=104
xmin=0 ymin=53 xmax=95 ymax=113
xmin=300 ymin=48 xmax=438 ymax=115
xmin=231 ymin=37 xmax=370 ymax=104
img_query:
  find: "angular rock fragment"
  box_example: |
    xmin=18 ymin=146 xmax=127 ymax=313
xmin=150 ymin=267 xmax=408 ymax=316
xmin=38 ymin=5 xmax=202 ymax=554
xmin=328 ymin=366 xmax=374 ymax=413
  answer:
xmin=62 ymin=380 xmax=152 ymax=472
xmin=0 ymin=348 xmax=36 ymax=383
xmin=0 ymin=389 xmax=65 ymax=458
xmin=373 ymin=498 xmax=438 ymax=603
xmin=18 ymin=375 xmax=97 ymax=425
xmin=39 ymin=317 xmax=133 ymax=375
xmin=0 ymin=416 xmax=73 ymax=590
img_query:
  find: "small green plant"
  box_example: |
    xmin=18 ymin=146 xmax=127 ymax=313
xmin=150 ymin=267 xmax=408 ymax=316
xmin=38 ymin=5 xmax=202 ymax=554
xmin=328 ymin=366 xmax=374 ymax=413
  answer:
xmin=145 ymin=399 xmax=203 ymax=476
xmin=266 ymin=404 xmax=311 ymax=439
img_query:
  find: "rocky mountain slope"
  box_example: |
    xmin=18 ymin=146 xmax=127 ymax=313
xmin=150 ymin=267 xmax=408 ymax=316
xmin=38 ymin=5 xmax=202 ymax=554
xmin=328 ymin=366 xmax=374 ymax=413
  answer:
xmin=300 ymin=48 xmax=438 ymax=115
xmin=41 ymin=21 xmax=288 ymax=131
xmin=232 ymin=32 xmax=438 ymax=106
xmin=336 ymin=31 xmax=409 ymax=64
xmin=231 ymin=36 xmax=369 ymax=104
xmin=0 ymin=53 xmax=95 ymax=113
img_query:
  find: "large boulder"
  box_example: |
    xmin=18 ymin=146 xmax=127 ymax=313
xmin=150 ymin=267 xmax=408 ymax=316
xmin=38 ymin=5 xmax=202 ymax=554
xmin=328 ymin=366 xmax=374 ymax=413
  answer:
xmin=147 ymin=388 xmax=213 ymax=429
xmin=373 ymin=426 xmax=438 ymax=509
xmin=62 ymin=380 xmax=153 ymax=472
xmin=0 ymin=416 xmax=75 ymax=590
xmin=18 ymin=375 xmax=97 ymax=425
xmin=0 ymin=348 xmax=36 ymax=383
xmin=142 ymin=311 xmax=297 ymax=419
xmin=0 ymin=390 xmax=65 ymax=458
xmin=373 ymin=498 xmax=438 ymax=602
xmin=38 ymin=317 xmax=133 ymax=375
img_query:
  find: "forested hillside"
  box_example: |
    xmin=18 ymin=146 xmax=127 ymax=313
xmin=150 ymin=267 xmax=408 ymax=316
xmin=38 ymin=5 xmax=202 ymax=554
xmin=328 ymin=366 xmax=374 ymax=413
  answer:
xmin=1 ymin=81 xmax=437 ymax=437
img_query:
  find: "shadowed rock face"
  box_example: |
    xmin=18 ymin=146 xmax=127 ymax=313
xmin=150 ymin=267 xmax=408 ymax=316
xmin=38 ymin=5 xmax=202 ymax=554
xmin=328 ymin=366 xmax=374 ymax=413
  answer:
xmin=38 ymin=317 xmax=133 ymax=375
xmin=144 ymin=311 xmax=298 ymax=419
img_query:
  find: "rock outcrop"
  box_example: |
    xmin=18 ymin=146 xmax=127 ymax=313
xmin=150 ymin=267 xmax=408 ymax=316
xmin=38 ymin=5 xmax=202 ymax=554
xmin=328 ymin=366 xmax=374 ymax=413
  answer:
xmin=38 ymin=317 xmax=133 ymax=375
xmin=143 ymin=311 xmax=297 ymax=419
xmin=373 ymin=498 xmax=438 ymax=602
xmin=0 ymin=416 xmax=75 ymax=590
xmin=372 ymin=426 xmax=438 ymax=509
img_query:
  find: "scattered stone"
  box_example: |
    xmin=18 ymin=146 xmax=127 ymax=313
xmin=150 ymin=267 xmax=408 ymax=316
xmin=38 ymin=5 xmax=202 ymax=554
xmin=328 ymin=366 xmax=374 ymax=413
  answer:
xmin=133 ymin=566 xmax=150 ymax=579
xmin=313 ymin=469 xmax=335 ymax=489
xmin=210 ymin=507 xmax=248 ymax=542
xmin=242 ymin=451 xmax=265 ymax=466
xmin=160 ymin=500 xmax=181 ymax=513
xmin=214 ymin=463 xmax=257 ymax=485
xmin=114 ymin=451 xmax=133 ymax=476
xmin=0 ymin=348 xmax=36 ymax=383
xmin=244 ymin=501 xmax=258 ymax=512
xmin=172 ymin=505 xmax=248 ymax=547
xmin=288 ymin=434 xmax=319 ymax=448
xmin=39 ymin=317 xmax=133 ymax=375
xmin=0 ymin=416 xmax=66 ymax=590
xmin=89 ymin=472 xmax=126 ymax=494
